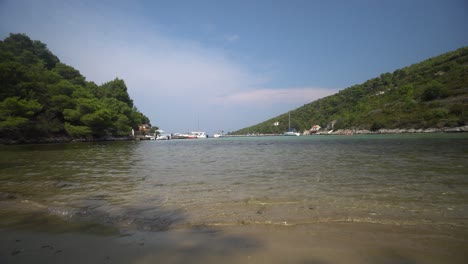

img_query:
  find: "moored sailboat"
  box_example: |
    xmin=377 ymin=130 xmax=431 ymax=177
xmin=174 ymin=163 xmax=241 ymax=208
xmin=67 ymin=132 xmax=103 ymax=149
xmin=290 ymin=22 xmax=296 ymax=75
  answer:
xmin=283 ymin=112 xmax=300 ymax=136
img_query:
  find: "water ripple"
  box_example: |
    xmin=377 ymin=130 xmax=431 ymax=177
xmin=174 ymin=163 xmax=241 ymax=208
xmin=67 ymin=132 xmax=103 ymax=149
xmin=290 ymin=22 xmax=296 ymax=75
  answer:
xmin=1 ymin=135 xmax=467 ymax=232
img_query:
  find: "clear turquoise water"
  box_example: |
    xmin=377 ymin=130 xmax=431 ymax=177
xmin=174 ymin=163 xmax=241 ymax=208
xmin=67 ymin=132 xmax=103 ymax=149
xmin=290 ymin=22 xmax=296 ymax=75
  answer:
xmin=0 ymin=134 xmax=467 ymax=232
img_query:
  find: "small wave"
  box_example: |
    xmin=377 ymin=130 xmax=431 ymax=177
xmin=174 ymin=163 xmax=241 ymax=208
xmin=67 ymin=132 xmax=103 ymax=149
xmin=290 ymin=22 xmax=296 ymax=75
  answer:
xmin=47 ymin=207 xmax=78 ymax=219
xmin=175 ymin=217 xmax=468 ymax=230
xmin=55 ymin=181 xmax=80 ymax=189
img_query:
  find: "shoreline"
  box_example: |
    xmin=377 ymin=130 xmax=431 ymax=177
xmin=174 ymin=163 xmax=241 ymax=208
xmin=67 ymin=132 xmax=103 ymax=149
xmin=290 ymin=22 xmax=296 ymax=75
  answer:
xmin=1 ymin=126 xmax=467 ymax=144
xmin=0 ymin=136 xmax=136 ymax=145
xmin=1 ymin=221 xmax=466 ymax=264
xmin=226 ymin=125 xmax=468 ymax=137
xmin=318 ymin=125 xmax=468 ymax=135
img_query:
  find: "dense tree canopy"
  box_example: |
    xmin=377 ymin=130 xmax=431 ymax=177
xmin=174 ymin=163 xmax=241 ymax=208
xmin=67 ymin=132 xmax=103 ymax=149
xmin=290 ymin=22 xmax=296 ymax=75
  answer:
xmin=232 ymin=47 xmax=468 ymax=134
xmin=0 ymin=33 xmax=151 ymax=142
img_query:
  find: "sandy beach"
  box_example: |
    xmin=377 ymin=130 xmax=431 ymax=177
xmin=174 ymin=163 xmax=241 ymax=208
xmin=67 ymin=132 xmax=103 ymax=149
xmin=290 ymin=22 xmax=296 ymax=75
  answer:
xmin=1 ymin=222 xmax=467 ymax=264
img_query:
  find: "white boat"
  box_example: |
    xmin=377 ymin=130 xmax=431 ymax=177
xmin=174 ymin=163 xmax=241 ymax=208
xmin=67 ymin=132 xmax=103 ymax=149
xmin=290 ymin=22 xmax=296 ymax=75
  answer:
xmin=283 ymin=112 xmax=300 ymax=136
xmin=146 ymin=134 xmax=156 ymax=140
xmin=171 ymin=131 xmax=207 ymax=139
xmin=283 ymin=131 xmax=300 ymax=136
xmin=156 ymin=134 xmax=170 ymax=140
xmin=189 ymin=131 xmax=207 ymax=138
xmin=213 ymin=131 xmax=224 ymax=138
xmin=154 ymin=129 xmax=170 ymax=140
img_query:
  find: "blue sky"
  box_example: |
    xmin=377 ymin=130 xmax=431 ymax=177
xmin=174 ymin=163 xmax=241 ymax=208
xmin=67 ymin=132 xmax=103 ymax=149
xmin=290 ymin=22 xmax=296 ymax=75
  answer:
xmin=1 ymin=0 xmax=467 ymax=134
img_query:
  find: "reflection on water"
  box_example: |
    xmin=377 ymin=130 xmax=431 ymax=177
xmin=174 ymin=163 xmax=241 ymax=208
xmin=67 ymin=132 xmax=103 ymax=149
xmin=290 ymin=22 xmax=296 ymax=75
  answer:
xmin=0 ymin=134 xmax=467 ymax=233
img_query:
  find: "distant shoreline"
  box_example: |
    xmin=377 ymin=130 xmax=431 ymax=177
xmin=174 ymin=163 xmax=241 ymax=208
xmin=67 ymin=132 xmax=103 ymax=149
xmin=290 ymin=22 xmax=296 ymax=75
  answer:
xmin=227 ymin=125 xmax=468 ymax=137
xmin=318 ymin=125 xmax=468 ymax=135
xmin=1 ymin=126 xmax=467 ymax=144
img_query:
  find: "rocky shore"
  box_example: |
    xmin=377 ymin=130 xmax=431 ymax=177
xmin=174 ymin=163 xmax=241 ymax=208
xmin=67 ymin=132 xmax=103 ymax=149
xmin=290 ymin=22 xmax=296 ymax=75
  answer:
xmin=0 ymin=136 xmax=136 ymax=145
xmin=317 ymin=125 xmax=468 ymax=135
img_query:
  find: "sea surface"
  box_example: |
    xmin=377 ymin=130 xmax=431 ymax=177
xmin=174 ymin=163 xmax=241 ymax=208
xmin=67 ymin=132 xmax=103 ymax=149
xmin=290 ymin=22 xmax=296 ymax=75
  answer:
xmin=1 ymin=134 xmax=467 ymax=233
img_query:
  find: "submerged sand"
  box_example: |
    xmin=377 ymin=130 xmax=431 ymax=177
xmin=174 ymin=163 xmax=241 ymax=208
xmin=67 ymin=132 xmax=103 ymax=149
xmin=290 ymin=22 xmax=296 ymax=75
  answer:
xmin=1 ymin=222 xmax=466 ymax=264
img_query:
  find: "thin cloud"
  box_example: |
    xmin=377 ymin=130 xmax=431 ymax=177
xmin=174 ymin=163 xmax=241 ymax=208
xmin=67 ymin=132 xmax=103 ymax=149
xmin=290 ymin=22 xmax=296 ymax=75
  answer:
xmin=224 ymin=34 xmax=240 ymax=42
xmin=224 ymin=87 xmax=337 ymax=105
xmin=201 ymin=23 xmax=216 ymax=33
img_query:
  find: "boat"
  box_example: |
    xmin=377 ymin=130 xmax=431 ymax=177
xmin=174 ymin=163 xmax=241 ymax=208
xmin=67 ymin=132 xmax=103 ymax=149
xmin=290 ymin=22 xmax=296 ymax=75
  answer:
xmin=171 ymin=131 xmax=207 ymax=139
xmin=213 ymin=131 xmax=224 ymax=138
xmin=283 ymin=131 xmax=300 ymax=136
xmin=146 ymin=134 xmax=156 ymax=140
xmin=283 ymin=112 xmax=300 ymax=136
xmin=171 ymin=133 xmax=189 ymax=139
xmin=189 ymin=131 xmax=207 ymax=138
xmin=156 ymin=134 xmax=170 ymax=140
xmin=284 ymin=131 xmax=300 ymax=136
xmin=154 ymin=129 xmax=170 ymax=140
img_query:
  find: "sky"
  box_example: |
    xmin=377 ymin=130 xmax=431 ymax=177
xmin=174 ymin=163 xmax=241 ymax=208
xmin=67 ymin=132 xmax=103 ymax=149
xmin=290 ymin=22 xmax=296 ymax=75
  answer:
xmin=1 ymin=0 xmax=467 ymax=134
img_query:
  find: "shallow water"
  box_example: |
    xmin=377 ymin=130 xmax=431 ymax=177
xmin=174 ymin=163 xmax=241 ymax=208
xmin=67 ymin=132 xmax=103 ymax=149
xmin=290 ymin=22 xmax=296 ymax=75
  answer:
xmin=0 ymin=134 xmax=467 ymax=232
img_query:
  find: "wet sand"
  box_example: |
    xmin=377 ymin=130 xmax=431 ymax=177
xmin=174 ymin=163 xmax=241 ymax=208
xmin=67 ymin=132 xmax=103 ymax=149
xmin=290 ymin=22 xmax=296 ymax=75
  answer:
xmin=1 ymin=223 xmax=466 ymax=264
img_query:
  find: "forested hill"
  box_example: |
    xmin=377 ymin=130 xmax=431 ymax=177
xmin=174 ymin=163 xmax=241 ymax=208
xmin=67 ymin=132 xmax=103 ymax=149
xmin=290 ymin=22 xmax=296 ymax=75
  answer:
xmin=0 ymin=33 xmax=150 ymax=143
xmin=232 ymin=47 xmax=468 ymax=135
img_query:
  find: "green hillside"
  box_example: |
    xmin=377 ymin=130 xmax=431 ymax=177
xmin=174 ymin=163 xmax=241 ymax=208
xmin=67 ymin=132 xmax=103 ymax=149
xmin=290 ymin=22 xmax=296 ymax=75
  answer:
xmin=232 ymin=47 xmax=468 ymax=134
xmin=0 ymin=33 xmax=150 ymax=143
